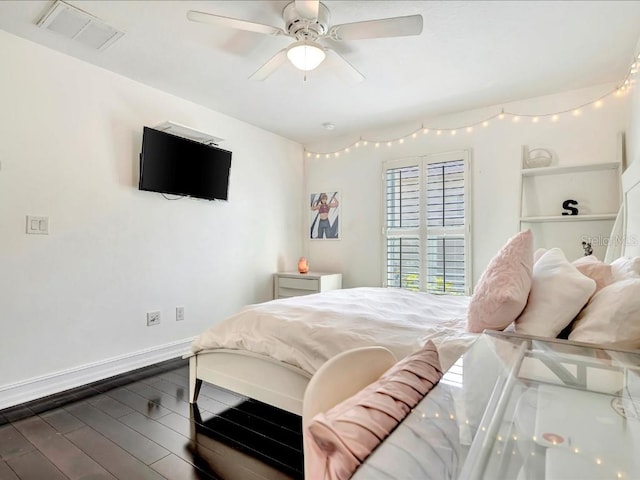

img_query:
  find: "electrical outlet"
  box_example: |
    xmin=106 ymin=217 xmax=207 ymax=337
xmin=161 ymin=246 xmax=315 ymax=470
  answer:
xmin=176 ymin=306 xmax=185 ymax=322
xmin=147 ymin=311 xmax=161 ymax=326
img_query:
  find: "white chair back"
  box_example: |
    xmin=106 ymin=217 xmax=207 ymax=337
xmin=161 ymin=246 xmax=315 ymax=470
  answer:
xmin=302 ymin=346 xmax=397 ymax=477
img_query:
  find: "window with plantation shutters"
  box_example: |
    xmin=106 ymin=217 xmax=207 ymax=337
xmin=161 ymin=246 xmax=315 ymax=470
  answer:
xmin=383 ymin=151 xmax=471 ymax=295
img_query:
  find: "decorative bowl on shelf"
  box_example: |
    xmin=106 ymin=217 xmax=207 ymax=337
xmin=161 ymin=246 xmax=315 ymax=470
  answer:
xmin=525 ymin=148 xmax=553 ymax=168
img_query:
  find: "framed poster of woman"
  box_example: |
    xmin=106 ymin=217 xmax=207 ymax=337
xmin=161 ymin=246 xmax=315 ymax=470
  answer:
xmin=310 ymin=191 xmax=340 ymax=240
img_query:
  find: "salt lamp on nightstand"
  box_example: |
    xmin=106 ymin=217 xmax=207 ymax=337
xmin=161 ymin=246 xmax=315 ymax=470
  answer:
xmin=298 ymin=257 xmax=309 ymax=274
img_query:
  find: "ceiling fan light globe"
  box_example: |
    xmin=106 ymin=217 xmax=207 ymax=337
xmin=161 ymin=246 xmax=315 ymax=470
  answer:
xmin=287 ymin=42 xmax=326 ymax=71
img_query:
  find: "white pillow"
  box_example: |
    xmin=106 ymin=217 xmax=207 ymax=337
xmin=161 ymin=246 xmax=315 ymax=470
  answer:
xmin=515 ymin=248 xmax=595 ymax=338
xmin=533 ymin=248 xmax=547 ymax=264
xmin=569 ymin=278 xmax=640 ymax=349
xmin=610 ymin=256 xmax=640 ymax=282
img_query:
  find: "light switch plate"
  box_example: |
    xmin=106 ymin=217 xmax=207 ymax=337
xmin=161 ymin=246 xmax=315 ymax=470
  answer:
xmin=26 ymin=216 xmax=49 ymax=235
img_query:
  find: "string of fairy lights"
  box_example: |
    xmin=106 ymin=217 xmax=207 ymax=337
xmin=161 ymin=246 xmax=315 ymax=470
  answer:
xmin=304 ymin=51 xmax=640 ymax=159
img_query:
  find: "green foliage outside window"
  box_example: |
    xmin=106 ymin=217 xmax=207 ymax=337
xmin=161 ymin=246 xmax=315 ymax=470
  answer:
xmin=402 ymin=273 xmax=420 ymax=291
xmin=401 ymin=274 xmax=455 ymax=294
xmin=428 ymin=276 xmax=454 ymax=294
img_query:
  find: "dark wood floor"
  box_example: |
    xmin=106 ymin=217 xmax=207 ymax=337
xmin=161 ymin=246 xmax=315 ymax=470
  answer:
xmin=0 ymin=359 xmax=303 ymax=480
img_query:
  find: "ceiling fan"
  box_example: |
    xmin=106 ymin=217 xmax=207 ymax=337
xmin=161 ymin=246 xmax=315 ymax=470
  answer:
xmin=186 ymin=0 xmax=423 ymax=83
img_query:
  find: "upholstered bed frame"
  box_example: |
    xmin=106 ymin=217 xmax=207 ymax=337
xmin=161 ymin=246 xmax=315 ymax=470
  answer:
xmin=621 ymin=154 xmax=640 ymax=258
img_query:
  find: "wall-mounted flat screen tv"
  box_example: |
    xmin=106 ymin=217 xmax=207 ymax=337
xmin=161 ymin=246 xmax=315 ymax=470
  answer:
xmin=139 ymin=126 xmax=232 ymax=201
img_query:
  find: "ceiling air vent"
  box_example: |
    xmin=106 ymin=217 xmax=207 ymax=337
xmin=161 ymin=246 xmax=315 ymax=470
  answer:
xmin=36 ymin=0 xmax=124 ymax=51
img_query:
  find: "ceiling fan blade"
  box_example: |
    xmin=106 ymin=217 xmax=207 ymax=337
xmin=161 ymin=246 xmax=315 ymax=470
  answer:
xmin=248 ymin=48 xmax=289 ymax=81
xmin=324 ymin=49 xmax=365 ymax=85
xmin=187 ymin=10 xmax=285 ymax=36
xmin=295 ymin=0 xmax=320 ymax=20
xmin=328 ymin=14 xmax=423 ymax=41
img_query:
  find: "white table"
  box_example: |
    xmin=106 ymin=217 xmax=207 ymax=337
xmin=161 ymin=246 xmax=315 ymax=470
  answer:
xmin=273 ymin=271 xmax=342 ymax=299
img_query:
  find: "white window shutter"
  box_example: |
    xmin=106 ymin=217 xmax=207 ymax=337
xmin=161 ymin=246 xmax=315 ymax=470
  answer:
xmin=383 ymin=152 xmax=470 ymax=295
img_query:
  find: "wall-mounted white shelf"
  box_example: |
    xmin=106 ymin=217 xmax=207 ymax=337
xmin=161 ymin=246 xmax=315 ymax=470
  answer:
xmin=518 ymin=133 xmax=624 ymax=260
xmin=521 ymin=162 xmax=620 ymax=177
xmin=154 ymin=121 xmax=224 ymax=145
xmin=520 ymin=214 xmax=618 ymax=223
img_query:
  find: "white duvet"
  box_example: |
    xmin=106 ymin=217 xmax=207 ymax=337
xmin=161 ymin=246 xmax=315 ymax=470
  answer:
xmin=191 ymin=287 xmax=477 ymax=374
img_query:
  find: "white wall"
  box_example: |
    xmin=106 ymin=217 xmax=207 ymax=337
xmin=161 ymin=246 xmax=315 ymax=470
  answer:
xmin=305 ymin=84 xmax=629 ymax=288
xmin=628 ymin=67 xmax=640 ymax=167
xmin=0 ymin=31 xmax=304 ymax=391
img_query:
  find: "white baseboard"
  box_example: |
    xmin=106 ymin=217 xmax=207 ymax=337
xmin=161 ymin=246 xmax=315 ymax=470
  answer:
xmin=0 ymin=338 xmax=195 ymax=410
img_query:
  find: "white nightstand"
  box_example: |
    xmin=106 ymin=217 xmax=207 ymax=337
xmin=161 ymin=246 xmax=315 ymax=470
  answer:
xmin=274 ymin=272 xmax=342 ymax=299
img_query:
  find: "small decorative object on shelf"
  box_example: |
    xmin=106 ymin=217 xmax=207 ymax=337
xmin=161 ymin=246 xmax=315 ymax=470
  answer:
xmin=561 ymin=199 xmax=579 ymax=216
xmin=582 ymin=241 xmax=593 ymax=256
xmin=298 ymin=257 xmax=309 ymax=274
xmin=525 ymin=148 xmax=553 ymax=168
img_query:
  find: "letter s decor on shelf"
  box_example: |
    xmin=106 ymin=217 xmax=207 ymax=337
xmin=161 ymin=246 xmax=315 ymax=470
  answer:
xmin=562 ymin=199 xmax=579 ymax=216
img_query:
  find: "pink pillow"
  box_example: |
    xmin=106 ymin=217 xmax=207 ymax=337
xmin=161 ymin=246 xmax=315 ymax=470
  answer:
xmin=572 ymin=255 xmax=613 ymax=294
xmin=306 ymin=341 xmax=443 ymax=480
xmin=467 ymin=230 xmax=533 ymax=333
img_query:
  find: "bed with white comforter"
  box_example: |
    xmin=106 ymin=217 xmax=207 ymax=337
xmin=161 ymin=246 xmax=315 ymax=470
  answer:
xmin=188 ymin=287 xmax=476 ymax=414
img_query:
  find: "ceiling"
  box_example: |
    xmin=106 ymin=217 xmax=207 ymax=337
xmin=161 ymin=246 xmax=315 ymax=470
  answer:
xmin=1 ymin=1 xmax=640 ymax=145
